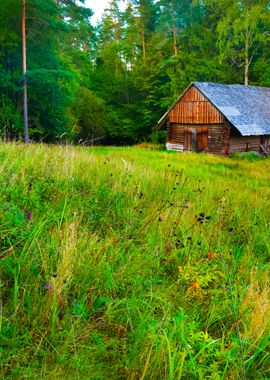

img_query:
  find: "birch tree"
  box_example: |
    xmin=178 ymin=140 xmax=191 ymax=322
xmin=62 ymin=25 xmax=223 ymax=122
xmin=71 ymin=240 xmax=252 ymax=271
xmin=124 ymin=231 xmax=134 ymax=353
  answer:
xmin=217 ymin=0 xmax=270 ymax=85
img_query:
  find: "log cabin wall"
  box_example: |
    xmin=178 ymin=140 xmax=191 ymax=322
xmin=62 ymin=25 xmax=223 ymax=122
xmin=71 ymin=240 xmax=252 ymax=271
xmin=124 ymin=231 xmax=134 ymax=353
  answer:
xmin=208 ymin=124 xmax=230 ymax=155
xmin=229 ymin=136 xmax=261 ymax=154
xmin=167 ymin=124 xmax=184 ymax=151
xmin=228 ymin=126 xmax=261 ymax=154
xmin=166 ymin=86 xmax=229 ymax=155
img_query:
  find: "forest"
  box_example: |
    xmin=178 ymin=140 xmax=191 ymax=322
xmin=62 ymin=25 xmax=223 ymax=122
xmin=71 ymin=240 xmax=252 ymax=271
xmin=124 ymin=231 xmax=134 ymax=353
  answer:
xmin=1 ymin=0 xmax=270 ymax=145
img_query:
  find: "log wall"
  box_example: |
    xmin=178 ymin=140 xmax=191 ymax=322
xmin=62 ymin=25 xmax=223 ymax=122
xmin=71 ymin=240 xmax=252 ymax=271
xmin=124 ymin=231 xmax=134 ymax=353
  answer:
xmin=229 ymin=136 xmax=261 ymax=154
xmin=167 ymin=124 xmax=184 ymax=147
xmin=208 ymin=124 xmax=230 ymax=155
xmin=167 ymin=123 xmax=230 ymax=155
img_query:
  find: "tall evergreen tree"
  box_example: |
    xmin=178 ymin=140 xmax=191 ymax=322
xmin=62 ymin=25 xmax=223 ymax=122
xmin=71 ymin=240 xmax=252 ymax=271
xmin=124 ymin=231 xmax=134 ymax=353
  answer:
xmin=22 ymin=0 xmax=29 ymax=143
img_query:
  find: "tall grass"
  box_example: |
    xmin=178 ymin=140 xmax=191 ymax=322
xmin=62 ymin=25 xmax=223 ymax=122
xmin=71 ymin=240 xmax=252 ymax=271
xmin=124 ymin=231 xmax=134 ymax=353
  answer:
xmin=0 ymin=143 xmax=269 ymax=379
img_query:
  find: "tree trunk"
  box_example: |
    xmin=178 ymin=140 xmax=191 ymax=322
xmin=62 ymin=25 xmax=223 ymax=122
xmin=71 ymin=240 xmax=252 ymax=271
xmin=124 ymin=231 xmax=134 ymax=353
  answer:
xmin=244 ymin=57 xmax=249 ymax=86
xmin=142 ymin=21 xmax=146 ymax=64
xmin=244 ymin=28 xmax=249 ymax=86
xmin=170 ymin=0 xmax=177 ymax=56
xmin=22 ymin=0 xmax=29 ymax=143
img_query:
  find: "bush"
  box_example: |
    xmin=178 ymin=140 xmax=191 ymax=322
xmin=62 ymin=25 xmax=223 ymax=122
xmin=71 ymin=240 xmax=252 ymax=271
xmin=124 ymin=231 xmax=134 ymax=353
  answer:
xmin=231 ymin=151 xmax=262 ymax=161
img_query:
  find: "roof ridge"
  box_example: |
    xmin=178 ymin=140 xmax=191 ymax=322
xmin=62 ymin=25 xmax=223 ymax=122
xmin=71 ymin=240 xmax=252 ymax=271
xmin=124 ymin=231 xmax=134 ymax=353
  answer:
xmin=193 ymin=81 xmax=270 ymax=90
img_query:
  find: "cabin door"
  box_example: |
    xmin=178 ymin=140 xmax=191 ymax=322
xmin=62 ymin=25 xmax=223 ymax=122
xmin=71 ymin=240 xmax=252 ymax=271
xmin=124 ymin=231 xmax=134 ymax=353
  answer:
xmin=183 ymin=127 xmax=193 ymax=151
xmin=184 ymin=126 xmax=208 ymax=152
xmin=196 ymin=127 xmax=208 ymax=152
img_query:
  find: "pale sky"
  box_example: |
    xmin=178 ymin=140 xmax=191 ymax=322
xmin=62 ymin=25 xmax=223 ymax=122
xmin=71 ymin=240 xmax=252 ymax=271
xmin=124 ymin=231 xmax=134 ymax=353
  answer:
xmin=85 ymin=1 xmax=127 ymax=24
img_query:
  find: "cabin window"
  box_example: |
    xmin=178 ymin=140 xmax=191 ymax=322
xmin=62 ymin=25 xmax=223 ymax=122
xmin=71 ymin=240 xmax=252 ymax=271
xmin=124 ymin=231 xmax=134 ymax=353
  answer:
xmin=245 ymin=143 xmax=250 ymax=151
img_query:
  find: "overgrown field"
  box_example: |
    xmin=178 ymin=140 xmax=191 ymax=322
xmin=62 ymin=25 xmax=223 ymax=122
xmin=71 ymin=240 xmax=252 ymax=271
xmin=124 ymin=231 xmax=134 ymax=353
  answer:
xmin=0 ymin=144 xmax=269 ymax=379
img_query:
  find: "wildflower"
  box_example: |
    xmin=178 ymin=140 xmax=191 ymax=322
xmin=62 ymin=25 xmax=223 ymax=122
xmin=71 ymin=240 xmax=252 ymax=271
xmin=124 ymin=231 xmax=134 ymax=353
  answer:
xmin=43 ymin=284 xmax=54 ymax=291
xmin=208 ymin=252 xmax=216 ymax=261
xmin=191 ymin=281 xmax=199 ymax=291
xmin=196 ymin=213 xmax=211 ymax=224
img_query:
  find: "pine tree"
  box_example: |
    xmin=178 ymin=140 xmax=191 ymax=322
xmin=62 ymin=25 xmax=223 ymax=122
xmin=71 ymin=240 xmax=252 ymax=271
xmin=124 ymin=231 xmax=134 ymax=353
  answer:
xmin=22 ymin=0 xmax=29 ymax=143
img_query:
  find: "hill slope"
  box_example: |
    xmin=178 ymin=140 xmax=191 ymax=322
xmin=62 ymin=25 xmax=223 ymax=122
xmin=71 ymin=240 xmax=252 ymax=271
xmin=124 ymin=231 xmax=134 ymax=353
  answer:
xmin=0 ymin=144 xmax=269 ymax=379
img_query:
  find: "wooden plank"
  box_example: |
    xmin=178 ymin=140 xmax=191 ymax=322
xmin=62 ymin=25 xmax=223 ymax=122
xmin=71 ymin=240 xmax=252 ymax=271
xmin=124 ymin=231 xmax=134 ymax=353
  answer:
xmin=229 ymin=136 xmax=261 ymax=154
xmin=168 ymin=86 xmax=225 ymax=125
xmin=181 ymin=86 xmax=207 ymax=102
xmin=196 ymin=127 xmax=208 ymax=152
xmin=184 ymin=127 xmax=192 ymax=151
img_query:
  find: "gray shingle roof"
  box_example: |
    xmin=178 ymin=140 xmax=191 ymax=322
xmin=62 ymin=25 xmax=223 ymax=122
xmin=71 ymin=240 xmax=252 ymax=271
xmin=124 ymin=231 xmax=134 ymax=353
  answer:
xmin=194 ymin=82 xmax=270 ymax=136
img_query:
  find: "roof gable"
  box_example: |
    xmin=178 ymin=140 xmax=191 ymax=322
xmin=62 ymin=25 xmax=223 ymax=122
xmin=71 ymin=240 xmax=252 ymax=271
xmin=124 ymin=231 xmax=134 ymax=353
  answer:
xmin=168 ymin=85 xmax=224 ymax=125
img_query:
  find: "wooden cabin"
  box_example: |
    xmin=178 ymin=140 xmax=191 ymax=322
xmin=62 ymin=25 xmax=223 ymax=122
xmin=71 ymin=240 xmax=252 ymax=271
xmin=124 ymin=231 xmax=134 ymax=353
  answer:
xmin=157 ymin=82 xmax=270 ymax=156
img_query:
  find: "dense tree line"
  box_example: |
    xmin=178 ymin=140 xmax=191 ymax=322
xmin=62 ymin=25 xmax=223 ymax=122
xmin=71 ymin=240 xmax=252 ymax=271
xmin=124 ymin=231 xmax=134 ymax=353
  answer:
xmin=1 ymin=0 xmax=270 ymax=144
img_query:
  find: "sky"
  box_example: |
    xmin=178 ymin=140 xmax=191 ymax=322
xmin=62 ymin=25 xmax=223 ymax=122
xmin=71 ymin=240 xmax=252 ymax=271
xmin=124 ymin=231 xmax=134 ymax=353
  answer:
xmin=85 ymin=1 xmax=127 ymax=24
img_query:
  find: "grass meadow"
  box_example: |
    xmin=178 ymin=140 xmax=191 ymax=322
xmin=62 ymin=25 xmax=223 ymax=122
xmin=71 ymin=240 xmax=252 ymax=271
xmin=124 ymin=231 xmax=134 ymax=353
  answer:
xmin=0 ymin=143 xmax=269 ymax=379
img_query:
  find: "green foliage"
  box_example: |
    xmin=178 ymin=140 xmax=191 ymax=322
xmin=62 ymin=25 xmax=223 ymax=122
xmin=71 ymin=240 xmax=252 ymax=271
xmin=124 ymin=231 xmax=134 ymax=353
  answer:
xmin=231 ymin=151 xmax=262 ymax=161
xmin=149 ymin=130 xmax=167 ymax=144
xmin=0 ymin=97 xmax=23 ymax=138
xmin=0 ymin=143 xmax=270 ymax=378
xmin=217 ymin=0 xmax=270 ymax=83
xmin=72 ymin=87 xmax=108 ymax=143
xmin=0 ymin=0 xmax=93 ymax=141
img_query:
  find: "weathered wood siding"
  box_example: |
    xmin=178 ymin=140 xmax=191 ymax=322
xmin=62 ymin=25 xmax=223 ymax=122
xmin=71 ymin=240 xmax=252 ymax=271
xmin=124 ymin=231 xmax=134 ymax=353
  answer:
xmin=168 ymin=86 xmax=225 ymax=125
xmin=208 ymin=124 xmax=230 ymax=155
xmin=166 ymin=86 xmax=229 ymax=155
xmin=167 ymin=123 xmax=230 ymax=155
xmin=229 ymin=136 xmax=261 ymax=154
xmin=167 ymin=124 xmax=184 ymax=151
